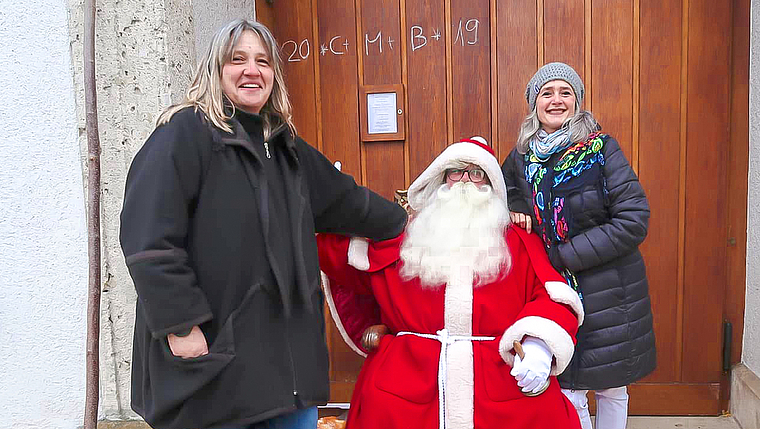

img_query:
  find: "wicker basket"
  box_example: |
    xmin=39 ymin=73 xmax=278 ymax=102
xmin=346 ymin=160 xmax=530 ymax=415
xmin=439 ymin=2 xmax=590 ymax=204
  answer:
xmin=316 ymin=416 xmax=346 ymax=429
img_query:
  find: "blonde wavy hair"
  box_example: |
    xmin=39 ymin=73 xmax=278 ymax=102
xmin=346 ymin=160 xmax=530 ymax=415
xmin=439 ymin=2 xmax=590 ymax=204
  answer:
xmin=157 ymin=18 xmax=295 ymax=139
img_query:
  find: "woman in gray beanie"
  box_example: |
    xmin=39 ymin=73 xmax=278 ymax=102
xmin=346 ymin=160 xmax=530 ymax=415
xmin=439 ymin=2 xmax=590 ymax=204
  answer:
xmin=501 ymin=62 xmax=656 ymax=429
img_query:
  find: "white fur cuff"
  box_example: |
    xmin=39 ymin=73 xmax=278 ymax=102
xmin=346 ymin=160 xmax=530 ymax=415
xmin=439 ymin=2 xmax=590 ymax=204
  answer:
xmin=499 ymin=316 xmax=575 ymax=375
xmin=348 ymin=237 xmax=370 ymax=271
xmin=545 ymin=281 xmax=584 ymax=326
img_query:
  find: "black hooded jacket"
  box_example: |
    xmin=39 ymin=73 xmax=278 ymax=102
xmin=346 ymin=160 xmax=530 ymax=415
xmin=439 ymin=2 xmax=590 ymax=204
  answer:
xmin=120 ymin=107 xmax=407 ymax=429
xmin=502 ymin=134 xmax=656 ymax=390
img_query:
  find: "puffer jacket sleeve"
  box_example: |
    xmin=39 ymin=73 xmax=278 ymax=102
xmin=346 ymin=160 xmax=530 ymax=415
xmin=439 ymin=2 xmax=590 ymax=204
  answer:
xmin=299 ymin=140 xmax=407 ymax=241
xmin=119 ymin=109 xmax=213 ymax=338
xmin=551 ymin=136 xmax=650 ymax=273
xmin=501 ymin=147 xmax=532 ymax=215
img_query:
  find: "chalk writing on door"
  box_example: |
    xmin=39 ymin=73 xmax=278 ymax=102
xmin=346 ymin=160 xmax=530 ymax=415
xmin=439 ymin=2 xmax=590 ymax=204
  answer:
xmin=454 ymin=19 xmax=479 ymax=46
xmin=320 ymin=36 xmax=350 ymax=56
xmin=282 ymin=39 xmax=311 ymax=62
xmin=410 ymin=19 xmax=478 ymax=53
xmin=365 ymin=32 xmax=396 ymax=55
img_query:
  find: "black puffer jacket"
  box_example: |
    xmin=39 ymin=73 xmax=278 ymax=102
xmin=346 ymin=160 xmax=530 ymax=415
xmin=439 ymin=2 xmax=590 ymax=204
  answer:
xmin=120 ymin=108 xmax=407 ymax=429
xmin=501 ymin=133 xmax=656 ymax=390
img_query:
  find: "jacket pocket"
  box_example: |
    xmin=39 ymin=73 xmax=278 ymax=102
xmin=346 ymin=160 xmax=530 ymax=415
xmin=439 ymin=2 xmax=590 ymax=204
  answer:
xmin=374 ymin=335 xmax=440 ymax=404
xmin=478 ymin=341 xmax=523 ymax=402
xmin=147 ymin=316 xmax=236 ymax=419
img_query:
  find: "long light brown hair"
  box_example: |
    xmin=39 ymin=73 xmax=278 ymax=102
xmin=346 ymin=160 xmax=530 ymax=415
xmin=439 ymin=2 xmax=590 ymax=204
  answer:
xmin=157 ymin=19 xmax=295 ymax=139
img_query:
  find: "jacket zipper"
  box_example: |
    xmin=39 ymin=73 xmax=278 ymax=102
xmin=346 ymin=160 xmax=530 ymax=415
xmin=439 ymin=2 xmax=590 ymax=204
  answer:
xmin=546 ymin=153 xmax=582 ymax=390
xmin=544 ymin=156 xmax=559 ymax=248
xmin=284 ymin=315 xmax=300 ymax=406
xmin=263 ymin=122 xmax=300 ymax=403
xmin=569 ymin=334 xmax=581 ymax=389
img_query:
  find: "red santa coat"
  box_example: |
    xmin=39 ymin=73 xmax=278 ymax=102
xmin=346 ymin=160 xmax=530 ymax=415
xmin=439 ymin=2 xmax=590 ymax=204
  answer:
xmin=318 ymin=226 xmax=584 ymax=429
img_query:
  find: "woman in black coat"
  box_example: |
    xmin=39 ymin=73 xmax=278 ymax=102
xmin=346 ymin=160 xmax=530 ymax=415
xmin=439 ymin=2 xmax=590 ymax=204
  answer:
xmin=120 ymin=19 xmax=407 ymax=429
xmin=501 ymin=62 xmax=655 ymax=429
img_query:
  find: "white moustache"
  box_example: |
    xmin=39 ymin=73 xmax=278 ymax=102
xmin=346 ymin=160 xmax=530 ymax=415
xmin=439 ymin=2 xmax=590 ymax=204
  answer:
xmin=400 ymin=182 xmax=511 ymax=288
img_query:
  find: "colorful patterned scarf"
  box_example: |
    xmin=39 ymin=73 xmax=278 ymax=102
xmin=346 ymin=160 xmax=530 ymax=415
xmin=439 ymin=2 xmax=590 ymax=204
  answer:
xmin=525 ymin=132 xmax=607 ymax=301
xmin=528 ymin=128 xmax=573 ymax=162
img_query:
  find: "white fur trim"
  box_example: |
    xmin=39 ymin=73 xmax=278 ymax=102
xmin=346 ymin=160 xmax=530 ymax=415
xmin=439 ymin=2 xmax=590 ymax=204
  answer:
xmin=443 ymin=269 xmax=475 ymax=427
xmin=498 ymin=316 xmax=575 ymax=375
xmin=444 ymin=267 xmax=474 ymax=335
xmin=445 ymin=341 xmax=474 ymax=429
xmin=545 ymin=281 xmax=585 ymax=326
xmin=407 ymin=141 xmax=508 ymax=211
xmin=348 ymin=237 xmax=370 ymax=271
xmin=320 ymin=272 xmax=367 ymax=358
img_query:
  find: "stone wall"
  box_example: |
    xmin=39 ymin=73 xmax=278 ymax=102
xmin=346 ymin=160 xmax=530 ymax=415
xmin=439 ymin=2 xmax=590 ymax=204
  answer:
xmin=734 ymin=1 xmax=760 ymax=428
xmin=745 ymin=0 xmax=760 ymax=376
xmin=66 ymin=0 xmax=254 ymax=419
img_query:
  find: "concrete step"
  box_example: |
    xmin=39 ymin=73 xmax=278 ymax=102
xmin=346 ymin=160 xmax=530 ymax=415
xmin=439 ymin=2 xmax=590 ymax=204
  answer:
xmin=625 ymin=416 xmax=741 ymax=429
xmin=96 ymin=416 xmax=743 ymax=429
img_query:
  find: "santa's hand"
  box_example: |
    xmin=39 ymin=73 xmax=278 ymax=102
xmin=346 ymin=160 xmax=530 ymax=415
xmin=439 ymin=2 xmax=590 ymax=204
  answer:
xmin=510 ymin=337 xmax=552 ymax=394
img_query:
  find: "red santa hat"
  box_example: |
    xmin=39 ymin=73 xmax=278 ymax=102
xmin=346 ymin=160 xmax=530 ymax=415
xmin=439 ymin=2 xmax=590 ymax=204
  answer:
xmin=407 ymin=136 xmax=508 ymax=211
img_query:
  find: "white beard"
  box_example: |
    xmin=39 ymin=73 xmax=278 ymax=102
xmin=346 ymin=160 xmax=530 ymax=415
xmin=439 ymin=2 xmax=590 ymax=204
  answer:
xmin=400 ymin=182 xmax=511 ymax=288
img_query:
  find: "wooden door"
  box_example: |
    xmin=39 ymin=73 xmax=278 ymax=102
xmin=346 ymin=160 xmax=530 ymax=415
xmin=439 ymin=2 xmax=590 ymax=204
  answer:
xmin=256 ymin=0 xmax=749 ymax=415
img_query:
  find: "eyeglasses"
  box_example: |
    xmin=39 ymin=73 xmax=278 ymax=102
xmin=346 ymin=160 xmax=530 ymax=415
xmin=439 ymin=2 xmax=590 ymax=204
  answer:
xmin=445 ymin=168 xmax=487 ymax=183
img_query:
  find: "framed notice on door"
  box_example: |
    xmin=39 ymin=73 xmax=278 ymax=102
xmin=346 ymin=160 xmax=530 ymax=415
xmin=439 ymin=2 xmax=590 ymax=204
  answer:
xmin=359 ymin=84 xmax=405 ymax=142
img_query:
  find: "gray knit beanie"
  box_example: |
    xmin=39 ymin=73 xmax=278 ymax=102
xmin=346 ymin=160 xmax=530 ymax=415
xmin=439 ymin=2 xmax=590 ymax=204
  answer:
xmin=525 ymin=62 xmax=585 ymax=111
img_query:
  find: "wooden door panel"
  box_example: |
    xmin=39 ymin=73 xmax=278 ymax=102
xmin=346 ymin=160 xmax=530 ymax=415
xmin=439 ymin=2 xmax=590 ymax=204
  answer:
xmin=360 ymin=0 xmax=402 ymax=83
xmin=591 ymin=0 xmax=633 ymax=156
xmin=617 ymin=383 xmax=721 ymax=415
xmin=314 ymin=0 xmax=365 ymax=402
xmin=325 ymin=307 xmax=365 ymax=402
xmin=270 ymin=0 xmax=320 ymax=148
xmin=259 ymin=0 xmax=749 ymax=415
xmin=406 ymin=0 xmax=448 ymax=182
xmin=638 ymin=0 xmax=682 ymax=383
xmin=495 ymin=0 xmax=537 ymax=160
xmin=316 ymin=0 xmax=362 ymax=179
xmin=682 ymin=0 xmax=732 ymax=383
xmin=543 ymin=0 xmax=585 ymax=81
xmin=361 ymin=0 xmax=405 ymax=200
xmin=450 ymin=0 xmax=491 ymax=142
xmin=365 ymin=142 xmax=405 ymax=200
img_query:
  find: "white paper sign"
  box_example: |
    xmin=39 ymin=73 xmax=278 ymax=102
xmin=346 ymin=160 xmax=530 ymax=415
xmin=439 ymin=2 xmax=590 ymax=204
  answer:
xmin=367 ymin=92 xmax=397 ymax=134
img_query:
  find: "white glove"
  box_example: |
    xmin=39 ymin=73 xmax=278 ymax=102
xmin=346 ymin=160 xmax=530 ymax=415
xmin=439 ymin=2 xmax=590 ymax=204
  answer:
xmin=510 ymin=336 xmax=552 ymax=394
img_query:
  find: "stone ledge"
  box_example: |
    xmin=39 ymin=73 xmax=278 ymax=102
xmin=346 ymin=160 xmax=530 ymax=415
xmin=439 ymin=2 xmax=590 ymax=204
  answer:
xmin=95 ymin=421 xmax=151 ymax=429
xmin=730 ymin=363 xmax=760 ymax=429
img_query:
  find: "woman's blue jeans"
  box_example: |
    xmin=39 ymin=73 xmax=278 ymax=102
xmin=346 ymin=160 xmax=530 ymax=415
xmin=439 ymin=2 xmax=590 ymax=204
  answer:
xmin=215 ymin=406 xmax=318 ymax=429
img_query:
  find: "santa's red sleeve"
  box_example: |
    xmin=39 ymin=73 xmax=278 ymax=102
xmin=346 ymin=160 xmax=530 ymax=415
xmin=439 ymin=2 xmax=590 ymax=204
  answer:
xmin=317 ymin=233 xmax=403 ymax=357
xmin=317 ymin=233 xmax=374 ymax=294
xmin=497 ymin=227 xmax=585 ymax=375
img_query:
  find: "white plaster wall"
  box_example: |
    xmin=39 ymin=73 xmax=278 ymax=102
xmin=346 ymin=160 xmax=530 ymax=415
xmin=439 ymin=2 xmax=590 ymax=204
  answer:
xmin=745 ymin=0 xmax=760 ymax=376
xmin=0 ymin=0 xmax=89 ymax=427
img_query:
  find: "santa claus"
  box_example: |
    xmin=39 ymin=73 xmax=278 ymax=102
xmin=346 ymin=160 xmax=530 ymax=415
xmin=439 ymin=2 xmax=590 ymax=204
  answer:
xmin=317 ymin=137 xmax=583 ymax=429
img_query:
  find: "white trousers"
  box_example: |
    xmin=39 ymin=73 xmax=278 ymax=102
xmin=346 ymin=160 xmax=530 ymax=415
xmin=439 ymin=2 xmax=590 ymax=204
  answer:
xmin=561 ymin=386 xmax=629 ymax=429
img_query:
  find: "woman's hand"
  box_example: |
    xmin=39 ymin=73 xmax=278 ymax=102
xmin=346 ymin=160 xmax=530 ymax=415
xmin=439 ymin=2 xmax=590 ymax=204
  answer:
xmin=510 ymin=212 xmax=532 ymax=234
xmin=167 ymin=326 xmax=209 ymax=358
